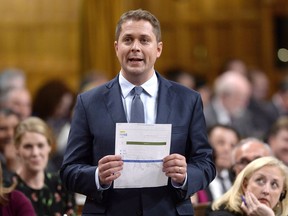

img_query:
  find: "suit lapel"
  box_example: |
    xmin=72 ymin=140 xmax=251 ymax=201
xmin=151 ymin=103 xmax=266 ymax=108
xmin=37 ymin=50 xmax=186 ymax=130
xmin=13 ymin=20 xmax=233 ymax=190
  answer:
xmin=104 ymin=73 xmax=175 ymax=124
xmin=155 ymin=73 xmax=174 ymax=124
xmin=103 ymin=76 xmax=127 ymax=123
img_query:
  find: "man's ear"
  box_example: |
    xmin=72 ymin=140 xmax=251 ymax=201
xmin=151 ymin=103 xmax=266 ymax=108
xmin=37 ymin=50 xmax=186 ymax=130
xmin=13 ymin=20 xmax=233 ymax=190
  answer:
xmin=114 ymin=41 xmax=118 ymax=52
xmin=156 ymin=42 xmax=163 ymax=58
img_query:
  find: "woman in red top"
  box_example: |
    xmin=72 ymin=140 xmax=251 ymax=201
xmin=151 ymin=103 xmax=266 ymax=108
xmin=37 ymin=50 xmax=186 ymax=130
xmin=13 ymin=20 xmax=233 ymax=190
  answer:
xmin=0 ymin=163 xmax=36 ymax=216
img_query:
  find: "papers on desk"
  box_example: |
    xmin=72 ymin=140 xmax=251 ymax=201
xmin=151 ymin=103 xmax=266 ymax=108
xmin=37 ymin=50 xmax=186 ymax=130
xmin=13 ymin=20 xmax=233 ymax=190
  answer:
xmin=114 ymin=123 xmax=172 ymax=188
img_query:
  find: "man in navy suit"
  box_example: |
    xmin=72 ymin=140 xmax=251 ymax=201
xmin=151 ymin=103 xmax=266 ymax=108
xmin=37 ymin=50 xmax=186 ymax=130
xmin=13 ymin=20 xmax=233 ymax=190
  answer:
xmin=60 ymin=9 xmax=215 ymax=216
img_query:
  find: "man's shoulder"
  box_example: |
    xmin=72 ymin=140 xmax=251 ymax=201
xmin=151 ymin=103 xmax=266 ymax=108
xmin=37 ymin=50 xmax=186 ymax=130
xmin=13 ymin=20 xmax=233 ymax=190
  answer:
xmin=80 ymin=77 xmax=117 ymax=98
xmin=157 ymin=72 xmax=198 ymax=95
xmin=165 ymin=79 xmax=200 ymax=98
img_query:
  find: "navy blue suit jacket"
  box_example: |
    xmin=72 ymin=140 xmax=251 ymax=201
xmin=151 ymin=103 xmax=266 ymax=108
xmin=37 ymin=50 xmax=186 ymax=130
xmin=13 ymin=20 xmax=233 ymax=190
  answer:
xmin=60 ymin=72 xmax=215 ymax=216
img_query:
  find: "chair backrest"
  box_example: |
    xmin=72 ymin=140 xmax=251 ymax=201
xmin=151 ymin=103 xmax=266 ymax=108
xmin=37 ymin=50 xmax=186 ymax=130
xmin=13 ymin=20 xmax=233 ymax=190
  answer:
xmin=194 ymin=203 xmax=211 ymax=216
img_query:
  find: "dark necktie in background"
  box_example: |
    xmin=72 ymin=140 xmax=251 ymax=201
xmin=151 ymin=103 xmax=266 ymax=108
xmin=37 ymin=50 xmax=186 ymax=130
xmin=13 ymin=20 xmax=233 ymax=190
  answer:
xmin=218 ymin=175 xmax=228 ymax=194
xmin=130 ymin=86 xmax=145 ymax=123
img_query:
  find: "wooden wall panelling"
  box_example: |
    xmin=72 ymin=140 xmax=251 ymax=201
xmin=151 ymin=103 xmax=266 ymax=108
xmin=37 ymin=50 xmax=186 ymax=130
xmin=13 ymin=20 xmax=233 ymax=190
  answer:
xmin=260 ymin=1 xmax=279 ymax=95
xmin=270 ymin=0 xmax=288 ymax=94
xmin=0 ymin=0 xmax=81 ymax=96
xmin=1 ymin=0 xmax=283 ymax=96
xmin=125 ymin=0 xmax=268 ymax=82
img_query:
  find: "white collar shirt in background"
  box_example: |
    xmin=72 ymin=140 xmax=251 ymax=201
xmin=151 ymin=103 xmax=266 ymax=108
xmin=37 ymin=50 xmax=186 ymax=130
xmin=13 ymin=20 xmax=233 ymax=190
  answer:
xmin=209 ymin=169 xmax=232 ymax=200
xmin=213 ymin=98 xmax=232 ymax=125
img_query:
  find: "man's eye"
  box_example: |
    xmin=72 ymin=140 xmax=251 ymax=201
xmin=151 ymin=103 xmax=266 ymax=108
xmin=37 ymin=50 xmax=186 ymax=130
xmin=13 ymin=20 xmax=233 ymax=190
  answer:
xmin=124 ymin=38 xmax=132 ymax=42
xmin=141 ymin=38 xmax=149 ymax=43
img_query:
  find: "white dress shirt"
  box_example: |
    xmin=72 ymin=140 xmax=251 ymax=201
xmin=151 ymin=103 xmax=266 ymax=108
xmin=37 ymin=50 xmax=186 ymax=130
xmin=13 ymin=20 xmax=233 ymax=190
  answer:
xmin=209 ymin=169 xmax=232 ymax=200
xmin=119 ymin=72 xmax=158 ymax=124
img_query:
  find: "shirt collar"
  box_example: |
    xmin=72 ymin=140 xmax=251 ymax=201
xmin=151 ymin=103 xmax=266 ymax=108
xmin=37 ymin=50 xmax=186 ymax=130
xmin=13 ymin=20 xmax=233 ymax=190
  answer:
xmin=119 ymin=72 xmax=158 ymax=98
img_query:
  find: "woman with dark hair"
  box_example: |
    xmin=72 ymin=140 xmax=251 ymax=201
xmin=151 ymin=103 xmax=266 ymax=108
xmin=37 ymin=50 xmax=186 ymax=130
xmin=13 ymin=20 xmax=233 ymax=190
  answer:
xmin=32 ymin=79 xmax=75 ymax=138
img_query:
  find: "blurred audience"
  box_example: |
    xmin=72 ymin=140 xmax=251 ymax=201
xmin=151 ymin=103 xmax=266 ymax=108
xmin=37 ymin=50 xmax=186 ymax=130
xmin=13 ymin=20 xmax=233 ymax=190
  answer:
xmin=165 ymin=68 xmax=196 ymax=89
xmin=13 ymin=117 xmax=76 ymax=215
xmin=265 ymin=77 xmax=288 ymax=125
xmin=248 ymin=69 xmax=270 ymax=102
xmin=79 ymin=70 xmax=109 ymax=93
xmin=0 ymin=68 xmax=26 ymax=94
xmin=220 ymin=58 xmax=248 ymax=76
xmin=267 ymin=116 xmax=288 ymax=166
xmin=0 ymin=87 xmax=32 ymax=120
xmin=0 ymin=163 xmax=36 ymax=216
xmin=0 ymin=108 xmax=20 ymax=179
xmin=247 ymin=69 xmax=272 ymax=139
xmin=208 ymin=156 xmax=288 ymax=216
xmin=231 ymin=137 xmax=272 ymax=177
xmin=164 ymin=68 xmax=212 ymax=108
xmin=192 ymin=124 xmax=240 ymax=204
xmin=194 ymin=75 xmax=212 ymax=109
xmin=204 ymin=70 xmax=253 ymax=137
xmin=32 ymin=79 xmax=75 ymax=170
xmin=32 ymin=79 xmax=75 ymax=139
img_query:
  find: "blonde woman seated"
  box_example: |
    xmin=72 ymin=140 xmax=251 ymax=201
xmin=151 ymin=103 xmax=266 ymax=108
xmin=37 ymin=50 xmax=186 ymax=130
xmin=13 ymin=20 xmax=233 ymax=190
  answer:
xmin=13 ymin=117 xmax=76 ymax=216
xmin=208 ymin=156 xmax=288 ymax=216
xmin=0 ymin=163 xmax=36 ymax=215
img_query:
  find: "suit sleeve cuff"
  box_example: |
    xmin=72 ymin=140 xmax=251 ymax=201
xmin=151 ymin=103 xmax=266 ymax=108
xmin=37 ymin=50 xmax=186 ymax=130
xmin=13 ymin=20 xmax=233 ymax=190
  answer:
xmin=171 ymin=172 xmax=188 ymax=190
xmin=95 ymin=167 xmax=111 ymax=190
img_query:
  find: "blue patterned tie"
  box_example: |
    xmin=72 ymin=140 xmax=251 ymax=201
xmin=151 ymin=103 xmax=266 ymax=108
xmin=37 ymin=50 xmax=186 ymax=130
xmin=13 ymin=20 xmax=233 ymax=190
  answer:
xmin=130 ymin=86 xmax=145 ymax=123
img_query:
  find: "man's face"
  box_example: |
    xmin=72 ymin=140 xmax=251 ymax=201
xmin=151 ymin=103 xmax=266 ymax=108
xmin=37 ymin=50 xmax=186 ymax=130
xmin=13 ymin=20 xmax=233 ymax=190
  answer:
xmin=269 ymin=129 xmax=288 ymax=165
xmin=114 ymin=20 xmax=162 ymax=85
xmin=209 ymin=127 xmax=239 ymax=170
xmin=233 ymin=142 xmax=271 ymax=176
xmin=6 ymin=88 xmax=31 ymax=120
xmin=0 ymin=114 xmax=19 ymax=152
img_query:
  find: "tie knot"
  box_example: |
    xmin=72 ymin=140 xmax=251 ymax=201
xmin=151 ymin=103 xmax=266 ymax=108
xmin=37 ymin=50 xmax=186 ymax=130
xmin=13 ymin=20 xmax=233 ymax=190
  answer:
xmin=134 ymin=86 xmax=143 ymax=96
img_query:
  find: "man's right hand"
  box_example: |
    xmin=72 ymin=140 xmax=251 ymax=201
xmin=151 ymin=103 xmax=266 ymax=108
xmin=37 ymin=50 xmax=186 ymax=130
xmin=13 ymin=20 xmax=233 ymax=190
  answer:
xmin=98 ymin=155 xmax=123 ymax=186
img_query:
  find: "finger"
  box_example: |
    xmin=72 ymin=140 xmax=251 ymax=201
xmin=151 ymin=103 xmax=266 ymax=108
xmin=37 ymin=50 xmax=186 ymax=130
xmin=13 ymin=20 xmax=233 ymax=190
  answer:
xmin=240 ymin=202 xmax=249 ymax=213
xmin=167 ymin=172 xmax=186 ymax=184
xmin=163 ymin=154 xmax=185 ymax=163
xmin=163 ymin=158 xmax=187 ymax=170
xmin=163 ymin=163 xmax=187 ymax=174
xmin=99 ymin=164 xmax=123 ymax=184
xmin=100 ymin=164 xmax=123 ymax=176
xmin=245 ymin=191 xmax=253 ymax=204
xmin=100 ymin=171 xmax=121 ymax=185
xmin=248 ymin=191 xmax=259 ymax=204
xmin=99 ymin=163 xmax=123 ymax=182
xmin=98 ymin=155 xmax=123 ymax=173
xmin=99 ymin=155 xmax=122 ymax=165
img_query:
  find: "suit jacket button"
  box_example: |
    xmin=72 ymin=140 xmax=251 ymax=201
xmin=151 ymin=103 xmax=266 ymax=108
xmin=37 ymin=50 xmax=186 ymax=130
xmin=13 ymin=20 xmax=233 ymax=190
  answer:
xmin=136 ymin=209 xmax=142 ymax=216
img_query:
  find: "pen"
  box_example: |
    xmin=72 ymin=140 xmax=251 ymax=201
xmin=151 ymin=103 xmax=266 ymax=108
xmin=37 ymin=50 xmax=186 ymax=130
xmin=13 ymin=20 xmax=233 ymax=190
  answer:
xmin=241 ymin=195 xmax=247 ymax=206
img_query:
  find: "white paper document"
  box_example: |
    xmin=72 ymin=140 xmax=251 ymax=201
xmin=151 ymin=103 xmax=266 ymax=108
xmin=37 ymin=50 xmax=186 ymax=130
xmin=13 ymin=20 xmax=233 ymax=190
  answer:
xmin=114 ymin=123 xmax=172 ymax=188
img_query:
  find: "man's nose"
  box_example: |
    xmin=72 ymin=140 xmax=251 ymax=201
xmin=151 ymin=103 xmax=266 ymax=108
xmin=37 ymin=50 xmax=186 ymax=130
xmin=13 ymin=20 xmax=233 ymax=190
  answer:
xmin=131 ymin=40 xmax=140 ymax=51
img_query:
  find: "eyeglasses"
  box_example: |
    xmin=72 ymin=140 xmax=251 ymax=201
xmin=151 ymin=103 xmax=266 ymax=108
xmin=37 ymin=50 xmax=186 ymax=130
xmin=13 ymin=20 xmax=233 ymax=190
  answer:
xmin=234 ymin=156 xmax=261 ymax=167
